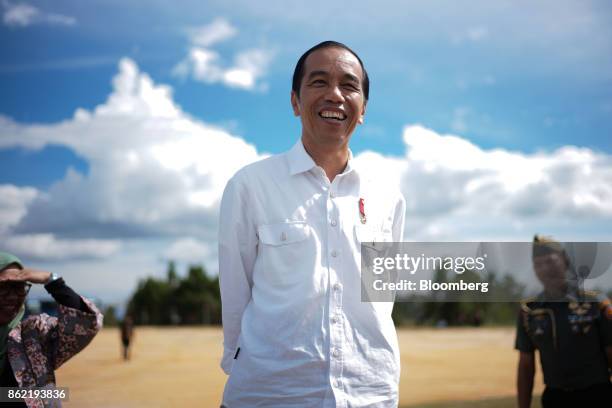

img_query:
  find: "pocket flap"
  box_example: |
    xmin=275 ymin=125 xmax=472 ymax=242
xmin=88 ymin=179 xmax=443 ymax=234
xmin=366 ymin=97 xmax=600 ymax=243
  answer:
xmin=258 ymin=222 xmax=310 ymax=246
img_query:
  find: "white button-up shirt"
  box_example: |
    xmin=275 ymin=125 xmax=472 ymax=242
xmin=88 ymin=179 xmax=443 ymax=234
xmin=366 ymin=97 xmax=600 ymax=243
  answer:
xmin=219 ymin=140 xmax=406 ymax=407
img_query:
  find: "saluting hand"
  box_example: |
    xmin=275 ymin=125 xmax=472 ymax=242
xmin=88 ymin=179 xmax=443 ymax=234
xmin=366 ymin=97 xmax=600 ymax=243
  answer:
xmin=0 ymin=267 xmax=52 ymax=285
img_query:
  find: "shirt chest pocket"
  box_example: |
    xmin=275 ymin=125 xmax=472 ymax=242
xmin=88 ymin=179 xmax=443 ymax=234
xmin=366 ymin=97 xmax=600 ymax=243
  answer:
xmin=257 ymin=222 xmax=315 ymax=287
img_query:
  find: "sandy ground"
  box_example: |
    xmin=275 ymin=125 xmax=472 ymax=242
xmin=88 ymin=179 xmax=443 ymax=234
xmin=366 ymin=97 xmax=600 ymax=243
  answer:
xmin=56 ymin=327 xmax=543 ymax=407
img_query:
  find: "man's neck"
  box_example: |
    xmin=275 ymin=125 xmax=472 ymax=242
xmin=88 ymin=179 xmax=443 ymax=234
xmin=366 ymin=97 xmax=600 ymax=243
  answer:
xmin=542 ymin=283 xmax=570 ymax=301
xmin=301 ymin=137 xmax=349 ymax=183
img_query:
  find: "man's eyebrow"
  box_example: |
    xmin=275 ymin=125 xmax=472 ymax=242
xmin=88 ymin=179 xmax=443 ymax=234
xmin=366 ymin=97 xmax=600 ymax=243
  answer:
xmin=306 ymin=70 xmax=329 ymax=81
xmin=342 ymin=73 xmax=360 ymax=83
xmin=306 ymin=70 xmax=361 ymax=84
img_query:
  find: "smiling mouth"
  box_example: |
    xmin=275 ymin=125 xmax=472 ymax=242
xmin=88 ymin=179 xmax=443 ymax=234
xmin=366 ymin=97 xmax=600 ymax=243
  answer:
xmin=318 ymin=110 xmax=347 ymax=121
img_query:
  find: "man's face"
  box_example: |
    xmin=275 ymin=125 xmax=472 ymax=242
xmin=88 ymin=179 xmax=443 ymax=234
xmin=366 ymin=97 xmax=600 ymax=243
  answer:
xmin=291 ymin=47 xmax=366 ymax=148
xmin=533 ymin=252 xmax=568 ymax=292
xmin=0 ymin=266 xmax=27 ymax=325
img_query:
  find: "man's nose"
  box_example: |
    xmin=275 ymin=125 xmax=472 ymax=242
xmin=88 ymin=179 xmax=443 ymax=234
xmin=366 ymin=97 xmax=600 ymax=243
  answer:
xmin=324 ymin=84 xmax=344 ymax=103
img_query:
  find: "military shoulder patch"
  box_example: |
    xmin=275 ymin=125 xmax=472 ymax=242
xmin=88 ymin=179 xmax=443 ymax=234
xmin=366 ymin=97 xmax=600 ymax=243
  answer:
xmin=520 ymin=297 xmax=537 ymax=313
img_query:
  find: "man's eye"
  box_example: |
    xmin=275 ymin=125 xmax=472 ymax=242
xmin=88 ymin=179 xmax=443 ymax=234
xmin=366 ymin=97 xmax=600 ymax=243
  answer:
xmin=311 ymin=80 xmax=326 ymax=85
xmin=343 ymin=84 xmax=359 ymax=91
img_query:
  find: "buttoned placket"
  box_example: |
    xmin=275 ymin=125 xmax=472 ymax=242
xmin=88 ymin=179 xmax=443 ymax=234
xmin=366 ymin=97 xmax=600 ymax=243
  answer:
xmin=326 ymin=171 xmax=347 ymax=408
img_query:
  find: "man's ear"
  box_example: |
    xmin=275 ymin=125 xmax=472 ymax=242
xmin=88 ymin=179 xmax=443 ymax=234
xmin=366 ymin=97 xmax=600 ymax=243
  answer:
xmin=357 ymin=101 xmax=367 ymax=124
xmin=290 ymin=90 xmax=300 ymax=116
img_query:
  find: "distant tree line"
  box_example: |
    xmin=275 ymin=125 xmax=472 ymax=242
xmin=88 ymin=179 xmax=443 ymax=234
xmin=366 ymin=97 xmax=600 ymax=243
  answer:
xmin=123 ymin=262 xmax=612 ymax=327
xmin=127 ymin=262 xmax=221 ymax=325
xmin=392 ymin=268 xmax=527 ymax=326
xmin=392 ymin=268 xmax=612 ymax=327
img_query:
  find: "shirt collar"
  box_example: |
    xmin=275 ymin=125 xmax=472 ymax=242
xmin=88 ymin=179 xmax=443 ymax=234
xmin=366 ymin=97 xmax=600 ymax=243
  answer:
xmin=287 ymin=139 xmax=355 ymax=176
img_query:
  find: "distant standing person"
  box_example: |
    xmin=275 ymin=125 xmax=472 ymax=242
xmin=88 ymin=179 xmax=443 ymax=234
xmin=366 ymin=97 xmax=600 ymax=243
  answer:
xmin=120 ymin=315 xmax=134 ymax=361
xmin=0 ymin=251 xmax=103 ymax=407
xmin=515 ymin=235 xmax=612 ymax=408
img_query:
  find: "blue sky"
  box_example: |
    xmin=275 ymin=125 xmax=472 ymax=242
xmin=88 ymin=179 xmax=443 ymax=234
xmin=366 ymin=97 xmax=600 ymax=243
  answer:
xmin=1 ymin=0 xmax=611 ymax=304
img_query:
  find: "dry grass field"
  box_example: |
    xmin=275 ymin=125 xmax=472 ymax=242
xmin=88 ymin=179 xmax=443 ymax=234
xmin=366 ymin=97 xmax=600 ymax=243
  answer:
xmin=56 ymin=327 xmax=543 ymax=407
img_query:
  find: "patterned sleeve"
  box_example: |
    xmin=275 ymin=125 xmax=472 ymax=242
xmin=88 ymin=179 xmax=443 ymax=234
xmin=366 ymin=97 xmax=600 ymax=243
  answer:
xmin=514 ymin=308 xmax=535 ymax=352
xmin=51 ymin=296 xmax=104 ymax=369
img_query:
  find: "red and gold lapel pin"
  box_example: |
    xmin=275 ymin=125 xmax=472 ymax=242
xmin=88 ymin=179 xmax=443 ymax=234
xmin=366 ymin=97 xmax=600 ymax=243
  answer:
xmin=359 ymin=197 xmax=367 ymax=224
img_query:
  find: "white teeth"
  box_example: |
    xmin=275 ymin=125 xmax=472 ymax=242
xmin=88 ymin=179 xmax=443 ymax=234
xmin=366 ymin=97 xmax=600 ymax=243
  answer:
xmin=320 ymin=110 xmax=346 ymax=120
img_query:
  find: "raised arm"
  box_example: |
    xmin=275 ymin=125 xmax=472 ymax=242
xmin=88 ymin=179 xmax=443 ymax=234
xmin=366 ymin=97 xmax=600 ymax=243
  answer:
xmin=2 ymin=267 xmax=103 ymax=369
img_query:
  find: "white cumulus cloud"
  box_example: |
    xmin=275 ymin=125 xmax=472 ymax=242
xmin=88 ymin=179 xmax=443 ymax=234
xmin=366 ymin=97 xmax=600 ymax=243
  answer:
xmin=163 ymin=237 xmax=212 ymax=264
xmin=0 ymin=58 xmax=263 ymax=254
xmin=2 ymin=1 xmax=75 ymax=27
xmin=173 ymin=18 xmax=273 ymax=91
xmin=3 ymin=233 xmax=120 ymax=260
xmin=223 ymin=49 xmax=273 ymax=89
xmin=0 ymin=184 xmax=38 ymax=233
xmin=395 ymin=125 xmax=612 ymax=240
xmin=188 ymin=17 xmax=237 ymax=47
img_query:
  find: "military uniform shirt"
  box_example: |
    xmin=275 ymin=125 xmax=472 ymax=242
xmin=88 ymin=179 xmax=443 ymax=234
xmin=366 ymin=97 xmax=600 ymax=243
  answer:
xmin=515 ymin=292 xmax=612 ymax=390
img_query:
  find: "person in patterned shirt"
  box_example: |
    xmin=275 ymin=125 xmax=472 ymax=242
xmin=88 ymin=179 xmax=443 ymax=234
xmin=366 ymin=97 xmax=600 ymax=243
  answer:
xmin=0 ymin=252 xmax=103 ymax=408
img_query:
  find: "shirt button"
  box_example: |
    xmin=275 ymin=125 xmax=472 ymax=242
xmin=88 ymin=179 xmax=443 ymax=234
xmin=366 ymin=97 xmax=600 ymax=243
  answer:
xmin=331 ymin=250 xmax=338 ymax=258
xmin=330 ymin=219 xmax=337 ymax=227
xmin=333 ymin=348 xmax=341 ymax=357
xmin=280 ymin=232 xmax=287 ymax=241
xmin=333 ymin=283 xmax=342 ymax=291
xmin=331 ymin=315 xmax=339 ymax=324
xmin=330 ymin=191 xmax=336 ymax=198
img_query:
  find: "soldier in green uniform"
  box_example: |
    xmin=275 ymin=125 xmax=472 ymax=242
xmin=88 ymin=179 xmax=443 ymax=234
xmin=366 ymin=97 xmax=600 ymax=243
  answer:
xmin=515 ymin=235 xmax=612 ymax=408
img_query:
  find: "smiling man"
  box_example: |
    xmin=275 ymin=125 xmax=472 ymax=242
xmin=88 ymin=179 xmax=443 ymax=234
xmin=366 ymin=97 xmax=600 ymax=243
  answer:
xmin=219 ymin=41 xmax=406 ymax=407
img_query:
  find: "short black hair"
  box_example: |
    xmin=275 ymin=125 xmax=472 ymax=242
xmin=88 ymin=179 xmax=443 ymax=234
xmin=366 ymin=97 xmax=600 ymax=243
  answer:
xmin=292 ymin=40 xmax=369 ymax=101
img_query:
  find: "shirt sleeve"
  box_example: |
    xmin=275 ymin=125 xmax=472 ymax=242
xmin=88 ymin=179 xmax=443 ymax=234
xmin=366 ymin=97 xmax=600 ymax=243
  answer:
xmin=44 ymin=277 xmax=91 ymax=312
xmin=514 ymin=308 xmax=535 ymax=352
xmin=218 ymin=174 xmax=258 ymax=375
